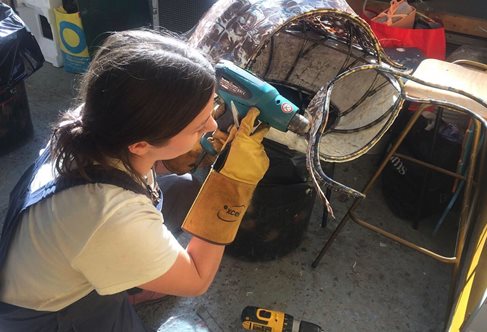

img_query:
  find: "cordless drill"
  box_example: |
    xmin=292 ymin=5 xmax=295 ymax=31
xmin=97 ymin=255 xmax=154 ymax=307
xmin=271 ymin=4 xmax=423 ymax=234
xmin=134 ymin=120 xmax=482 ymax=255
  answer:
xmin=241 ymin=306 xmax=324 ymax=332
xmin=200 ymin=60 xmax=310 ymax=155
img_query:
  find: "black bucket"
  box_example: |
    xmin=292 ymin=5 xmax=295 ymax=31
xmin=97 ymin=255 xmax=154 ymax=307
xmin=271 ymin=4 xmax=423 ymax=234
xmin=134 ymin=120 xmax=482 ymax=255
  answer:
xmin=227 ymin=140 xmax=316 ymax=261
xmin=0 ymin=81 xmax=33 ymax=155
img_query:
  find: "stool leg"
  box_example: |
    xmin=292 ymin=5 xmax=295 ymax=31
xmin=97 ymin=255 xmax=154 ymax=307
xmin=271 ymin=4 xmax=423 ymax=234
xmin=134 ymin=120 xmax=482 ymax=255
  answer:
xmin=449 ymin=120 xmax=482 ymax=307
xmin=312 ymin=208 xmax=351 ymax=268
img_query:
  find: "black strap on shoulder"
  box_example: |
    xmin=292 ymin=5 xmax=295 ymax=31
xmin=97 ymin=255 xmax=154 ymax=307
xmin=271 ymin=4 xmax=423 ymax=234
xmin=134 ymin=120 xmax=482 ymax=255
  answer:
xmin=56 ymin=166 xmax=150 ymax=198
xmin=20 ymin=166 xmax=153 ymax=212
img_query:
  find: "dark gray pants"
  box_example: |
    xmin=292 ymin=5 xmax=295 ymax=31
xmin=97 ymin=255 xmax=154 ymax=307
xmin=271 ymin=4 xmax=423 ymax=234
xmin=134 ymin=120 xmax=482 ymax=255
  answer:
xmin=158 ymin=173 xmax=202 ymax=234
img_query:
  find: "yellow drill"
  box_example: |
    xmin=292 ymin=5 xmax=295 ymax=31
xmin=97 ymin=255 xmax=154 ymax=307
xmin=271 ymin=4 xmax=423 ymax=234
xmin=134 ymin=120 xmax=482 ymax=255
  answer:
xmin=241 ymin=306 xmax=324 ymax=332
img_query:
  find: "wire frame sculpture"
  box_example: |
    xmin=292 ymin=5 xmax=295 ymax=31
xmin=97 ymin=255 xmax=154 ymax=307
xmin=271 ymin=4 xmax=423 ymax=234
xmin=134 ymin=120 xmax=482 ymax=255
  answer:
xmin=188 ymin=0 xmax=408 ymax=213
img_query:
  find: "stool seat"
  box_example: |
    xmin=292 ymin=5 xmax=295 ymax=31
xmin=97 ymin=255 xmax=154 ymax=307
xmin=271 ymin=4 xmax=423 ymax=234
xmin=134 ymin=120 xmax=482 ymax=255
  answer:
xmin=405 ymin=59 xmax=487 ymax=118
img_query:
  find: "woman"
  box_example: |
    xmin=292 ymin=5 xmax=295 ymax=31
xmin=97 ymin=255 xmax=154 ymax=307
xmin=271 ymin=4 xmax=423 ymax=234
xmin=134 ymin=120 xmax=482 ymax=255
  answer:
xmin=0 ymin=30 xmax=268 ymax=331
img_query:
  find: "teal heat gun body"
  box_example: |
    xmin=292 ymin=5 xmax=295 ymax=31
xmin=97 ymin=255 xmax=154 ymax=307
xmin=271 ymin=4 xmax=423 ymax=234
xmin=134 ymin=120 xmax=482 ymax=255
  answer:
xmin=200 ymin=60 xmax=310 ymax=156
xmin=215 ymin=60 xmax=310 ymax=134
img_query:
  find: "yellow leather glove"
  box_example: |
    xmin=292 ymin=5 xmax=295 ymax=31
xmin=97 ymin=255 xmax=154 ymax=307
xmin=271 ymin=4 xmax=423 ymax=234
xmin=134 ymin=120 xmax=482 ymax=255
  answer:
xmin=181 ymin=108 xmax=269 ymax=244
xmin=162 ymin=129 xmax=229 ymax=175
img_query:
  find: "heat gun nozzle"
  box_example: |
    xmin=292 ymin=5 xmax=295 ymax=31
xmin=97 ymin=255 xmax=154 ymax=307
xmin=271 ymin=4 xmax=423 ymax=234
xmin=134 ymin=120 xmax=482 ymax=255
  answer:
xmin=288 ymin=113 xmax=310 ymax=135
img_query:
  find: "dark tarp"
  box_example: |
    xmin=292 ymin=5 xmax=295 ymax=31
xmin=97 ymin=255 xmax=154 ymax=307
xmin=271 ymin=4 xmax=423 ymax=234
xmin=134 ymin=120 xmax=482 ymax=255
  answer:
xmin=0 ymin=3 xmax=44 ymax=92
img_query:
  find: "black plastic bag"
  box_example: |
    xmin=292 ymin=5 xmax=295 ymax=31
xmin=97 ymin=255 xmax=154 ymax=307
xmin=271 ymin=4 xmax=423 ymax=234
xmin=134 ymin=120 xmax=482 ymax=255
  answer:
xmin=381 ymin=110 xmax=461 ymax=220
xmin=0 ymin=3 xmax=44 ymax=91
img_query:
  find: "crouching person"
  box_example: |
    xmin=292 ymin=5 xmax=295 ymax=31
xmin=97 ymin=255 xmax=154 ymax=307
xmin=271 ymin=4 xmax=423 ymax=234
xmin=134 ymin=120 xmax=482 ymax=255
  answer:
xmin=0 ymin=29 xmax=268 ymax=331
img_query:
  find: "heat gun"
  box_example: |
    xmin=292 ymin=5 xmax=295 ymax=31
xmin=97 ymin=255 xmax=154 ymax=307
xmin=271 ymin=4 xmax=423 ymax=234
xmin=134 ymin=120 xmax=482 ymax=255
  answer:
xmin=201 ymin=60 xmax=310 ymax=155
xmin=216 ymin=60 xmax=310 ymax=133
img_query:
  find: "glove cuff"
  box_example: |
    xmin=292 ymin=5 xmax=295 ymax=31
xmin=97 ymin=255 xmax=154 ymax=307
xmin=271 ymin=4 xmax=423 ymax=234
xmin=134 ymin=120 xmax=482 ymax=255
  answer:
xmin=181 ymin=170 xmax=255 ymax=244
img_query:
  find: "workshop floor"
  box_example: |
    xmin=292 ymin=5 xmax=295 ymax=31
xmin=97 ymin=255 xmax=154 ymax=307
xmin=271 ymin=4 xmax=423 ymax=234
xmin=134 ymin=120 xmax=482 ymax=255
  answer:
xmin=0 ymin=63 xmax=459 ymax=332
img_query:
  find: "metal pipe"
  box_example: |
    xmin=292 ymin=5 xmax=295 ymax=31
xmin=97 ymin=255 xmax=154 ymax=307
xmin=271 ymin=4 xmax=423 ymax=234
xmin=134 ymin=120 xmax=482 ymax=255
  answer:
xmin=349 ymin=211 xmax=457 ymax=263
xmin=394 ymin=153 xmax=467 ymax=180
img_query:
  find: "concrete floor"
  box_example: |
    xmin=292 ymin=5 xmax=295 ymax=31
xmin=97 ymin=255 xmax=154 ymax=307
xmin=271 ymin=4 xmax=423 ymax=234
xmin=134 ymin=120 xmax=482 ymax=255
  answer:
xmin=0 ymin=63 xmax=459 ymax=331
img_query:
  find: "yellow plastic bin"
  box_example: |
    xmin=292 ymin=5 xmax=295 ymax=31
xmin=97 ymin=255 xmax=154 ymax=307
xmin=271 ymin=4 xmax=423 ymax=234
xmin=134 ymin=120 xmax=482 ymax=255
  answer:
xmin=54 ymin=7 xmax=90 ymax=73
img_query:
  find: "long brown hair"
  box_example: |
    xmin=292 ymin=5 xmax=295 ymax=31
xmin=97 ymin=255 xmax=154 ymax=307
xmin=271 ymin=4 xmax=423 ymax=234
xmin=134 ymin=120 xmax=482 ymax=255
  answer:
xmin=50 ymin=30 xmax=215 ymax=179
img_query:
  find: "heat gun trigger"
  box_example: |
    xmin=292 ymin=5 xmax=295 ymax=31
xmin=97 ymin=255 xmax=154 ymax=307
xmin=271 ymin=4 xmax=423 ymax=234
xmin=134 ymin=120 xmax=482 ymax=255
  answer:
xmin=230 ymin=100 xmax=240 ymax=129
xmin=251 ymin=120 xmax=263 ymax=134
xmin=230 ymin=100 xmax=263 ymax=134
